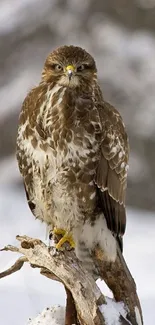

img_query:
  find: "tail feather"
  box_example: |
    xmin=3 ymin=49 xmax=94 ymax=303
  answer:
xmin=75 ymin=240 xmax=99 ymax=280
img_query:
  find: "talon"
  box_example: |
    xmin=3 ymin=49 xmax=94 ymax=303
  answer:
xmin=49 ymin=232 xmax=53 ymax=240
xmin=54 ymin=229 xmax=75 ymax=249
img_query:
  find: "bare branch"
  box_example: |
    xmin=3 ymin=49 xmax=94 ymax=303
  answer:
xmin=95 ymin=247 xmax=143 ymax=325
xmin=64 ymin=286 xmax=79 ymax=325
xmin=1 ymin=236 xmax=106 ymax=325
xmin=0 ymin=256 xmax=28 ymax=279
xmin=0 ymin=244 xmax=20 ymax=253
xmin=0 ymin=235 xmax=143 ymax=325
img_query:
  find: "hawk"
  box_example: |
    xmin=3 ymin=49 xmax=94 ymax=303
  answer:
xmin=16 ymin=45 xmax=129 ymax=273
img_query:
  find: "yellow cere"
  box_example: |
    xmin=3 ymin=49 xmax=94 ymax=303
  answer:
xmin=66 ymin=65 xmax=75 ymax=72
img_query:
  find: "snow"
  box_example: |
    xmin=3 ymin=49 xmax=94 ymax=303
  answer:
xmin=28 ymin=299 xmax=130 ymax=325
xmin=99 ymin=298 xmax=131 ymax=325
xmin=0 ymin=186 xmax=155 ymax=325
xmin=27 ymin=306 xmax=65 ymax=325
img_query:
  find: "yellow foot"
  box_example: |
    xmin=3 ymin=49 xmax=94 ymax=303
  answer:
xmin=53 ymin=228 xmax=66 ymax=236
xmin=53 ymin=228 xmax=75 ymax=249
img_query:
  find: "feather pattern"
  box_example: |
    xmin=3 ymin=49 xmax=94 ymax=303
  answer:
xmin=96 ymin=101 xmax=129 ymax=242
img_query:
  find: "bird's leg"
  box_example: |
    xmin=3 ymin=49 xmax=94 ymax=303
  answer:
xmin=53 ymin=228 xmax=75 ymax=249
xmin=56 ymin=232 xmax=75 ymax=249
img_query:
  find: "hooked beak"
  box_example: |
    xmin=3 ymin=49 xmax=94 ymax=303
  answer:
xmin=65 ymin=65 xmax=75 ymax=81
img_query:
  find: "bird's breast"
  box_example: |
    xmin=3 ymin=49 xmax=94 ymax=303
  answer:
xmin=17 ymin=84 xmax=102 ymax=229
xmin=38 ymin=84 xmax=101 ymax=178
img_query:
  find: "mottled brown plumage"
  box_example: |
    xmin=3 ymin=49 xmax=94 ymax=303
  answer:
xmin=16 ymin=45 xmax=129 ymax=269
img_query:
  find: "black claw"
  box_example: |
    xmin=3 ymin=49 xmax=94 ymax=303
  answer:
xmin=49 ymin=232 xmax=53 ymax=240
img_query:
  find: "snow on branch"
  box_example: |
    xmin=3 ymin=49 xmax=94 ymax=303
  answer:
xmin=0 ymin=235 xmax=143 ymax=325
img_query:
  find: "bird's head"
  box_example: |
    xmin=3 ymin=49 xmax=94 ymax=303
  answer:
xmin=42 ymin=45 xmax=97 ymax=88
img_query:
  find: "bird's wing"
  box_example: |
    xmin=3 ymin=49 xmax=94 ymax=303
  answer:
xmin=96 ymin=101 xmax=129 ymax=245
xmin=16 ymin=87 xmax=39 ymax=216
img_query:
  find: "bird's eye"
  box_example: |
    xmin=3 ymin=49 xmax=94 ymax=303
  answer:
xmin=77 ymin=64 xmax=89 ymax=72
xmin=51 ymin=64 xmax=63 ymax=72
xmin=77 ymin=64 xmax=85 ymax=72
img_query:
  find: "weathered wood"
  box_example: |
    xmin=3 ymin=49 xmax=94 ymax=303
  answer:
xmin=0 ymin=236 xmax=106 ymax=325
xmin=95 ymin=247 xmax=143 ymax=325
xmin=0 ymin=256 xmax=28 ymax=278
xmin=64 ymin=287 xmax=79 ymax=325
xmin=0 ymin=235 xmax=143 ymax=325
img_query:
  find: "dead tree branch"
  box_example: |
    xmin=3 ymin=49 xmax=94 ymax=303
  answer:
xmin=0 ymin=256 xmax=28 ymax=278
xmin=95 ymin=248 xmax=143 ymax=325
xmin=0 ymin=235 xmax=143 ymax=325
xmin=1 ymin=236 xmax=106 ymax=325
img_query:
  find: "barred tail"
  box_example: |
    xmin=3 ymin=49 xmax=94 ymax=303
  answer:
xmin=75 ymin=240 xmax=99 ymax=280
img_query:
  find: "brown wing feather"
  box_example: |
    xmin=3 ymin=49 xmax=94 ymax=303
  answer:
xmin=16 ymin=86 xmax=45 ymax=217
xmin=96 ymin=101 xmax=129 ymax=246
xmin=17 ymin=136 xmax=35 ymax=217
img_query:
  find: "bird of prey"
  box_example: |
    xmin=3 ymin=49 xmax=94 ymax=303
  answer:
xmin=16 ymin=45 xmax=129 ymax=272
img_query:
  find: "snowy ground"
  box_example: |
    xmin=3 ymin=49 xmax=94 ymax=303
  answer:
xmin=0 ymin=185 xmax=154 ymax=325
xmin=27 ymin=299 xmax=130 ymax=325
